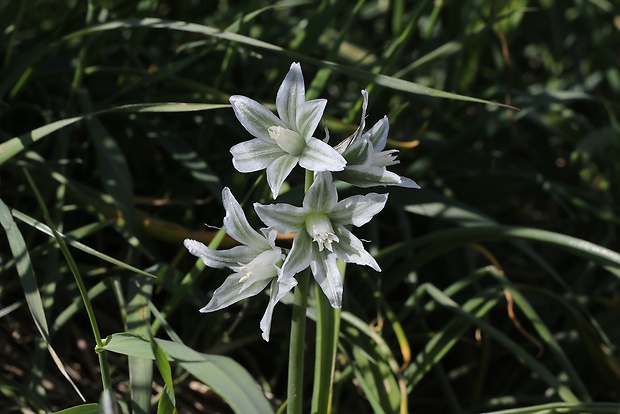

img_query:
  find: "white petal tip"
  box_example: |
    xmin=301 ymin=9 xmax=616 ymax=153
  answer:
xmin=400 ymin=178 xmax=421 ymax=189
xmin=184 ymin=239 xmax=204 ymax=255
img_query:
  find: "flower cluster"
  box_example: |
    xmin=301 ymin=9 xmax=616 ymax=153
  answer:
xmin=184 ymin=63 xmax=419 ymax=341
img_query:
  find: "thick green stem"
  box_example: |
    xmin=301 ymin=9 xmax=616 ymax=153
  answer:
xmin=287 ymin=271 xmax=310 ymax=413
xmin=311 ymin=260 xmax=345 ymax=413
xmin=286 ymin=169 xmax=315 ymax=413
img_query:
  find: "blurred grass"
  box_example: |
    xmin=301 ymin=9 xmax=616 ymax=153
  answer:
xmin=1 ymin=0 xmax=619 ymax=413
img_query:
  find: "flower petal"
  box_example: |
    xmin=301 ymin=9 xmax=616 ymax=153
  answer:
xmin=329 ymin=193 xmax=388 ymax=227
xmin=230 ymin=95 xmax=285 ymax=138
xmin=230 ymin=138 xmax=284 ymax=173
xmin=332 ymin=226 xmax=380 ymax=272
xmin=266 ymin=154 xmax=299 ymax=198
xmin=259 ymin=277 xmax=297 ymax=341
xmin=362 ymin=116 xmax=389 ymax=151
xmin=310 ymin=246 xmax=343 ymax=308
xmin=296 ymin=99 xmax=326 ymax=140
xmin=254 ymin=202 xmax=306 ymax=234
xmin=199 ymin=273 xmax=271 ymax=313
xmin=341 ymin=138 xmax=372 ymax=165
xmin=184 ymin=239 xmax=256 ymax=268
xmin=298 ymin=138 xmax=347 ymax=172
xmin=221 ymin=188 xmax=271 ymax=251
xmin=237 ymin=249 xmax=283 ymax=293
xmin=354 ymin=89 xmax=369 ymax=143
xmin=336 ymin=165 xmax=420 ymax=188
xmin=303 ymin=171 xmax=338 ymax=213
xmin=395 ymin=175 xmax=420 ymax=189
xmin=280 ymin=230 xmax=312 ymax=280
xmin=276 ymin=62 xmax=305 ymax=129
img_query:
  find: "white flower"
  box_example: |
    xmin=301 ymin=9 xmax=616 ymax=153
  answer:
xmin=183 ymin=188 xmax=296 ymax=341
xmin=334 ymin=90 xmax=420 ymax=189
xmin=254 ymin=172 xmax=387 ymax=308
xmin=229 ymin=62 xmax=347 ymax=198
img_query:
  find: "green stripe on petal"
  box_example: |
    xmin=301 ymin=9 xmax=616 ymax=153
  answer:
xmin=276 ymin=62 xmax=305 ymax=129
xmin=332 ymin=226 xmax=380 ymax=272
xmin=296 ymin=99 xmax=326 ymax=140
xmin=199 ymin=274 xmax=271 ymax=312
xmin=303 ymin=172 xmax=338 ymax=213
xmin=280 ymin=230 xmax=313 ymax=280
xmin=335 ymin=165 xmax=404 ymax=188
xmin=352 ymin=89 xmax=369 ymax=144
xmin=299 ymin=139 xmax=346 ymax=172
xmin=223 ymin=188 xmax=271 ymax=251
xmin=266 ymin=154 xmax=299 ymax=198
xmin=230 ymin=95 xmax=285 ymax=138
xmin=309 ymin=247 xmax=343 ymax=308
xmin=329 ymin=193 xmax=388 ymax=227
xmin=260 ymin=277 xmax=297 ymax=341
xmin=362 ymin=116 xmax=389 ymax=151
xmin=341 ymin=138 xmax=372 ymax=165
xmin=184 ymin=239 xmax=256 ymax=268
xmin=230 ymin=138 xmax=284 ymax=173
xmin=254 ymin=202 xmax=306 ymax=234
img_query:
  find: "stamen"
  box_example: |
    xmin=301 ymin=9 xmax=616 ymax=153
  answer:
xmin=305 ymin=214 xmax=339 ymax=252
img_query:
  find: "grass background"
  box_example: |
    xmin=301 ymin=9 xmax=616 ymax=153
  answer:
xmin=1 ymin=0 xmax=619 ymax=413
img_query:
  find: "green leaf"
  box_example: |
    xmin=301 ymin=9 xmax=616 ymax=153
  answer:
xmin=101 ymin=333 xmax=274 ymax=414
xmin=482 ymin=401 xmax=620 ymax=414
xmin=422 ymin=283 xmax=580 ymax=402
xmin=383 ymin=225 xmax=620 ymax=277
xmin=156 ymin=385 xmax=178 ymax=414
xmin=11 ymin=209 xmax=155 ymax=278
xmin=340 ymin=311 xmax=404 ymax=413
xmin=84 ymin=113 xmax=137 ymax=232
xmin=126 ymin=275 xmax=154 ymax=414
xmin=151 ymin=335 xmax=176 ymax=410
xmin=64 ymin=18 xmax=513 ymax=108
xmin=0 ymin=197 xmax=85 ymax=401
xmin=52 ymin=404 xmax=100 ymax=414
xmin=0 ymin=103 xmax=229 ymax=166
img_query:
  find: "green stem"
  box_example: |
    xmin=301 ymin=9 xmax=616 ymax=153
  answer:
xmin=286 ymin=169 xmax=315 ymax=413
xmin=287 ymin=271 xmax=310 ymax=414
xmin=311 ymin=260 xmax=344 ymax=413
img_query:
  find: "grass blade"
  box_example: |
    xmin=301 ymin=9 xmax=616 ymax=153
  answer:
xmin=64 ymin=18 xmax=514 ymax=108
xmin=0 ymin=103 xmax=228 ymax=165
xmin=11 ymin=209 xmax=154 ymax=278
xmin=0 ymin=196 xmax=85 ymax=401
xmin=101 ymin=333 xmax=275 ymax=414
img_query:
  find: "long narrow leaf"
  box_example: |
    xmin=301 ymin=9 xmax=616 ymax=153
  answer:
xmin=101 ymin=333 xmax=274 ymax=414
xmin=11 ymin=209 xmax=154 ymax=278
xmin=64 ymin=18 xmax=513 ymax=108
xmin=126 ymin=275 xmax=154 ymax=414
xmin=0 ymin=197 xmax=85 ymax=401
xmin=0 ymin=103 xmax=228 ymax=165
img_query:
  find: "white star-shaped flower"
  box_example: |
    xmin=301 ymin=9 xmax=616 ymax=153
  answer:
xmin=229 ymin=62 xmax=346 ymax=198
xmin=254 ymin=172 xmax=387 ymax=308
xmin=334 ymin=90 xmax=420 ymax=189
xmin=184 ymin=188 xmax=296 ymax=341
